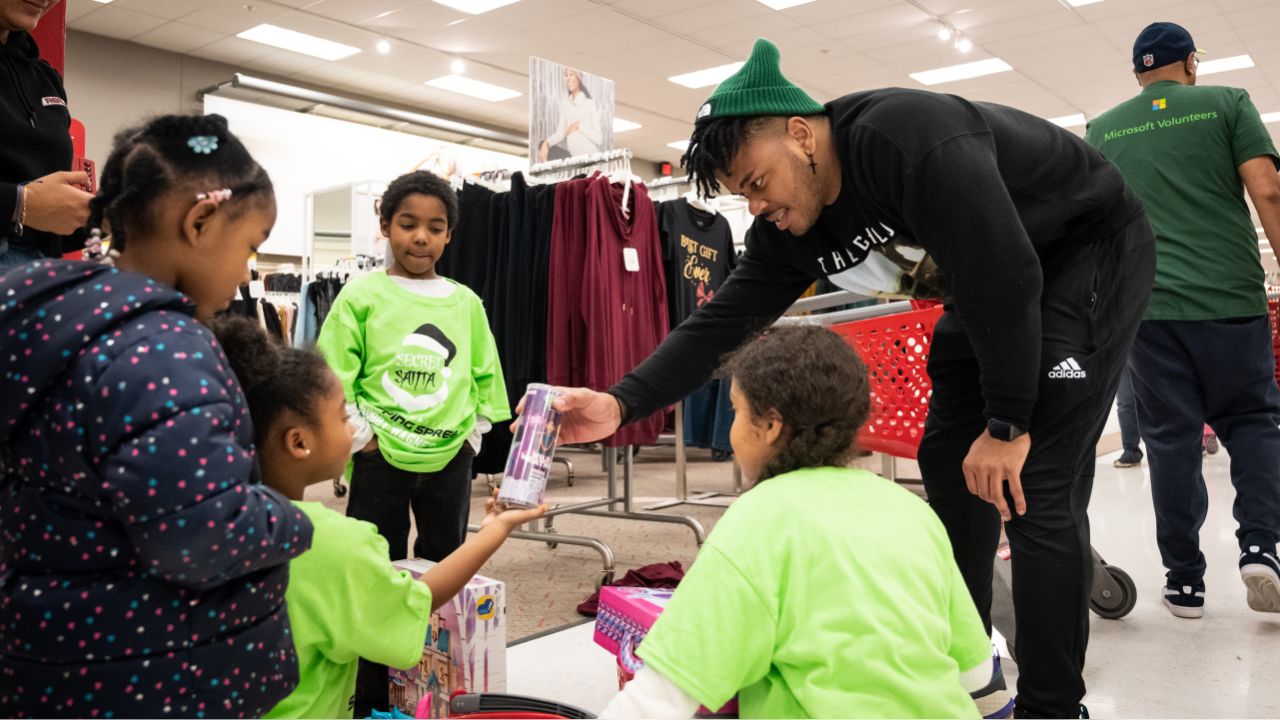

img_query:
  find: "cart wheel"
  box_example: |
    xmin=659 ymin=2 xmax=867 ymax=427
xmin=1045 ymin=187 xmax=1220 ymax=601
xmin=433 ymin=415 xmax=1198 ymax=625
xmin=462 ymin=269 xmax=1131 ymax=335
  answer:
xmin=597 ymin=571 xmax=614 ymax=590
xmin=333 ymin=480 xmax=347 ymax=498
xmin=1205 ymin=434 xmax=1220 ymax=455
xmin=544 ymin=526 xmax=558 ymax=550
xmin=1090 ymin=565 xmax=1137 ymax=619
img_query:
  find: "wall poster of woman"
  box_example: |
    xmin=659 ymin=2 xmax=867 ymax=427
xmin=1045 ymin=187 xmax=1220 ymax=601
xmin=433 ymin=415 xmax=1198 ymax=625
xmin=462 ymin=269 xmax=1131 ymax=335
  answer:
xmin=529 ymin=56 xmax=615 ymax=166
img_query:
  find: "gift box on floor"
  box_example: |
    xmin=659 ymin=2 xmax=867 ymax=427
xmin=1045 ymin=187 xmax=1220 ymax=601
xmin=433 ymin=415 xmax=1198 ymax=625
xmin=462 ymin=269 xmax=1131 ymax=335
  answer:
xmin=388 ymin=560 xmax=506 ymax=719
xmin=593 ymin=586 xmax=738 ymax=718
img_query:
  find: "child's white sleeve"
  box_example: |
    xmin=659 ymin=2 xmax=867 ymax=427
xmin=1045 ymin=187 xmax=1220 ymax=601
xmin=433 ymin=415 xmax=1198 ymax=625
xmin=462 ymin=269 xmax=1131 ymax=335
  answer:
xmin=348 ymin=403 xmax=374 ymax=455
xmin=959 ymin=653 xmax=995 ymax=694
xmin=599 ymin=665 xmax=700 ymax=719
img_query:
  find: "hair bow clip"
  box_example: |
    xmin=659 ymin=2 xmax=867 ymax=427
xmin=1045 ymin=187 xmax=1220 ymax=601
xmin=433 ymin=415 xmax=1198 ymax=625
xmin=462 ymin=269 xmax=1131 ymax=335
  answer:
xmin=188 ymin=135 xmax=220 ymax=154
xmin=195 ymin=188 xmax=233 ymax=204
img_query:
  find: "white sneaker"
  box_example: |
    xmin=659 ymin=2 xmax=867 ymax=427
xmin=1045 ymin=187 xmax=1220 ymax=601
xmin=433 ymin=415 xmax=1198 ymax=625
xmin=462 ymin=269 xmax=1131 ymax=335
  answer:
xmin=1240 ymin=545 xmax=1280 ymax=613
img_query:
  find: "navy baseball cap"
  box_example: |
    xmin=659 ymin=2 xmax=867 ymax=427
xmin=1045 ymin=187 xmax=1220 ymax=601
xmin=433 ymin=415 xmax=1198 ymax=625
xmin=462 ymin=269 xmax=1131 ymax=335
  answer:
xmin=1133 ymin=22 xmax=1205 ymax=73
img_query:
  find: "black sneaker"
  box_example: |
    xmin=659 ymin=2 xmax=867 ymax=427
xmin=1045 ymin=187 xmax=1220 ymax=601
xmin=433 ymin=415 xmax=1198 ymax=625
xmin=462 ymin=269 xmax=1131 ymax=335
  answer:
xmin=1162 ymin=581 xmax=1205 ymax=618
xmin=1240 ymin=545 xmax=1280 ymax=613
xmin=1113 ymin=451 xmax=1143 ymax=468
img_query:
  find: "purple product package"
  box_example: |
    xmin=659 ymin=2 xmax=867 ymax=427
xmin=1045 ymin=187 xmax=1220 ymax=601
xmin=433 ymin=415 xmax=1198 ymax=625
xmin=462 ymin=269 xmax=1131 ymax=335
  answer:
xmin=497 ymin=384 xmax=563 ymax=509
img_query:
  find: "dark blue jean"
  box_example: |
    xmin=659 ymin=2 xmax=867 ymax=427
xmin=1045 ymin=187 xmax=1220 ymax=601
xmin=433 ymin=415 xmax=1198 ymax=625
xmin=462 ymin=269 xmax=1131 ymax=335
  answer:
xmin=1130 ymin=317 xmax=1280 ymax=585
xmin=0 ymin=239 xmax=44 ymax=272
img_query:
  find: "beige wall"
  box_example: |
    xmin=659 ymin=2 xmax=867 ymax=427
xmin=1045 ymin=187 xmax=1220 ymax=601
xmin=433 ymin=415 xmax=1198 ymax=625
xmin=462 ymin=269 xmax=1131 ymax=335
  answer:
xmin=63 ymin=30 xmax=239 ymax=164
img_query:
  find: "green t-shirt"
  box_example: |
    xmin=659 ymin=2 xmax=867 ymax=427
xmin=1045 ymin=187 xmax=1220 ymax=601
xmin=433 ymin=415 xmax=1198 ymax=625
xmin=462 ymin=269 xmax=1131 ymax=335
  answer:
xmin=636 ymin=467 xmax=989 ymax=719
xmin=1085 ymin=81 xmax=1280 ymax=321
xmin=266 ymin=502 xmax=433 ymax=719
xmin=316 ymin=272 xmax=511 ymax=472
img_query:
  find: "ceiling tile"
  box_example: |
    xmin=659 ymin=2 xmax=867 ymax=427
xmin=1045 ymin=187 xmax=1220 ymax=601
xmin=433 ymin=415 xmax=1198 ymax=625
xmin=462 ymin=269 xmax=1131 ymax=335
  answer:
xmin=356 ymin=1 xmax=468 ymax=35
xmin=817 ymin=4 xmax=935 ymax=41
xmin=305 ymin=0 xmax=426 ymax=25
xmin=178 ymin=1 xmax=296 ymax=35
xmin=68 ymin=5 xmax=168 ymax=40
xmin=193 ymin=35 xmax=281 ymax=66
xmin=131 ymin=21 xmax=224 ymax=54
xmin=64 ymin=0 xmax=103 ymax=23
xmin=653 ymin=0 xmax=771 ymax=33
xmin=107 ymin=0 xmax=210 ymax=21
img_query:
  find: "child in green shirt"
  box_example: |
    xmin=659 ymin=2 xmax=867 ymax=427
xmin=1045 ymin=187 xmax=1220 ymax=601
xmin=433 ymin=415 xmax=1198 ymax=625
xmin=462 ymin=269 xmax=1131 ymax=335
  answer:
xmin=210 ymin=316 xmax=544 ymax=719
xmin=601 ymin=325 xmax=994 ymax=719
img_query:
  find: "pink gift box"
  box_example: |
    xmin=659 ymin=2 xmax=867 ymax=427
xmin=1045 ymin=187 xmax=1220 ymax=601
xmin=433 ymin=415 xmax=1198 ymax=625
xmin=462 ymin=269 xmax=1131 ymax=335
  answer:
xmin=594 ymin=587 xmax=738 ymax=718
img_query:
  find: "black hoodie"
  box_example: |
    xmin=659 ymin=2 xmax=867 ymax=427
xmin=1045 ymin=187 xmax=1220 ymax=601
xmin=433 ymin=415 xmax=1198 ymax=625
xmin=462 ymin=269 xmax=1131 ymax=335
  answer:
xmin=0 ymin=31 xmax=73 ymax=257
xmin=0 ymin=260 xmax=314 ymax=717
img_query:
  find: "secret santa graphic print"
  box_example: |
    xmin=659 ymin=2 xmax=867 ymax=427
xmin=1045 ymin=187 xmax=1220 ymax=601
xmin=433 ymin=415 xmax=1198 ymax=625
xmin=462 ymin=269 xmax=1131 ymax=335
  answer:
xmin=382 ymin=323 xmax=457 ymax=412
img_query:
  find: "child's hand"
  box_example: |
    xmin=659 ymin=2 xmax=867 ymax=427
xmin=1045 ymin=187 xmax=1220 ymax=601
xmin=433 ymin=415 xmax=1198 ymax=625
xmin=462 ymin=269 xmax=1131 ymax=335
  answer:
xmin=481 ymin=489 xmax=547 ymax=532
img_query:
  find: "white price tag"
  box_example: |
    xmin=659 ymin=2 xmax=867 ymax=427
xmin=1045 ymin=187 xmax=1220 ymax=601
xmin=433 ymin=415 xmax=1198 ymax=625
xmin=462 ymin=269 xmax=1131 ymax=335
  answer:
xmin=623 ymin=247 xmax=640 ymax=273
xmin=248 ymin=280 xmax=266 ymax=299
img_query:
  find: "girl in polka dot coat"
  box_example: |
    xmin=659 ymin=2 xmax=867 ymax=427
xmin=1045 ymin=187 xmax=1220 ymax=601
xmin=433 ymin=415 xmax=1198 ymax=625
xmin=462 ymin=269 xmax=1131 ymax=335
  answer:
xmin=0 ymin=115 xmax=314 ymax=718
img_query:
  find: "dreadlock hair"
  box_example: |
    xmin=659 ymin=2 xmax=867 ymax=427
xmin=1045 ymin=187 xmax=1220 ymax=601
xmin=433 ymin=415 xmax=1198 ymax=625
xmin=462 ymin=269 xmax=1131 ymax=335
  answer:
xmin=379 ymin=170 xmax=458 ymax=230
xmin=680 ymin=113 xmax=822 ymax=199
xmin=87 ymin=114 xmax=273 ymax=252
xmin=206 ymin=315 xmax=335 ymax=447
xmin=720 ymin=325 xmax=870 ymax=482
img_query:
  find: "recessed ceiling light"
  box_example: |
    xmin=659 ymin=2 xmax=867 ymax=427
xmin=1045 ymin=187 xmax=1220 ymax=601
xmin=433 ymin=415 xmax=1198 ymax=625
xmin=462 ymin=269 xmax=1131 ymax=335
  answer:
xmin=1262 ymin=112 xmax=1280 ymax=124
xmin=432 ymin=0 xmax=521 ymax=14
xmin=937 ymin=27 xmax=952 ymax=41
xmin=376 ymin=39 xmax=391 ymax=54
xmin=425 ymin=74 xmax=521 ymax=102
xmin=669 ymin=62 xmax=745 ymax=89
xmin=237 ymin=24 xmax=361 ymax=61
xmin=668 ymin=140 xmax=691 ymax=152
xmin=1064 ymin=0 xmax=1105 ymax=6
xmin=613 ymin=118 xmax=642 ymax=133
xmin=756 ymin=0 xmax=818 ymax=9
xmin=1198 ymin=54 xmax=1255 ymax=76
xmin=1049 ymin=113 xmax=1086 ymax=127
xmin=90 ymin=0 xmax=114 ymax=4
xmin=450 ymin=58 xmax=466 ymax=74
xmin=909 ymin=58 xmax=1013 ymax=85
xmin=955 ymin=37 xmax=973 ymax=52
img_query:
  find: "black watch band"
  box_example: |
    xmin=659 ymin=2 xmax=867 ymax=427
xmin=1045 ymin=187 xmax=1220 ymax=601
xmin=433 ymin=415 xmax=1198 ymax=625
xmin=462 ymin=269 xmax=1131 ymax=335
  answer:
xmin=987 ymin=417 xmax=1027 ymax=442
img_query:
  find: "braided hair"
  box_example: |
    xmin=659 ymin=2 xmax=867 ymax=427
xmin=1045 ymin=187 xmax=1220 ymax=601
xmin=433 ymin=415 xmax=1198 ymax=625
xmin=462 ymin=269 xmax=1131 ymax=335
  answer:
xmin=721 ymin=325 xmax=870 ymax=481
xmin=680 ymin=114 xmax=821 ymax=199
xmin=206 ymin=315 xmax=334 ymax=445
xmin=87 ymin=114 xmax=272 ymax=251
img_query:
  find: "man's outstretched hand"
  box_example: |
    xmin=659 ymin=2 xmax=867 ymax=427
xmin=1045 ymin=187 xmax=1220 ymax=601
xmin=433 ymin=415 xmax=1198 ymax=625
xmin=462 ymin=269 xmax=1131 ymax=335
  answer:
xmin=513 ymin=386 xmax=623 ymax=445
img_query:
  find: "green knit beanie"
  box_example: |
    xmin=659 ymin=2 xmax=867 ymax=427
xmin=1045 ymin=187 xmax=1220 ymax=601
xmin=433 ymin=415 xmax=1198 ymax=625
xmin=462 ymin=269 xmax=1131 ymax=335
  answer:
xmin=696 ymin=38 xmax=824 ymax=121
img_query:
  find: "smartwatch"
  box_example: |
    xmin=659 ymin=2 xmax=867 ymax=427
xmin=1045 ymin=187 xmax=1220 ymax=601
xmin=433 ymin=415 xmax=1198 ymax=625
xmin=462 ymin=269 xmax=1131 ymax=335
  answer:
xmin=987 ymin=417 xmax=1027 ymax=442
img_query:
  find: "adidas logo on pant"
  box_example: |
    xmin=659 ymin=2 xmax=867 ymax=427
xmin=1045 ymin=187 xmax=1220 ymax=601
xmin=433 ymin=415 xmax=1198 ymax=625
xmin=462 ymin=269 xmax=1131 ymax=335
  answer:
xmin=1048 ymin=357 xmax=1087 ymax=380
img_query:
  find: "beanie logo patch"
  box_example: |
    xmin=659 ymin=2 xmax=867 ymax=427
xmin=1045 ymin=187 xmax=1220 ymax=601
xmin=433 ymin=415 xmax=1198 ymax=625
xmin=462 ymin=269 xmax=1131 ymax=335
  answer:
xmin=1143 ymin=53 xmax=1155 ymax=67
xmin=697 ymin=102 xmax=712 ymax=119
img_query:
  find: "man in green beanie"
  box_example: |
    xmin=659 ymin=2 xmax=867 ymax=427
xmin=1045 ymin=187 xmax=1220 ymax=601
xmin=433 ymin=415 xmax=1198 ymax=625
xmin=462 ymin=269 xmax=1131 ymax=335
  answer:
xmin=548 ymin=39 xmax=1155 ymax=718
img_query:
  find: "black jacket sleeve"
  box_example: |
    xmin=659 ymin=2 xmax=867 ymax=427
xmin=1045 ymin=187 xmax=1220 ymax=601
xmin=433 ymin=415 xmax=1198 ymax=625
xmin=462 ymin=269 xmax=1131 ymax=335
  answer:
xmin=609 ymin=227 xmax=814 ymax=423
xmin=899 ymin=132 xmax=1044 ymax=428
xmin=0 ymin=181 xmax=16 ymax=226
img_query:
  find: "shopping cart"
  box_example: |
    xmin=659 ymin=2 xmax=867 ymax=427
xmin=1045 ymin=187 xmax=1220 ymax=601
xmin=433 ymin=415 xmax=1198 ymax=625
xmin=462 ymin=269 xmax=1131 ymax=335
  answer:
xmin=828 ymin=302 xmax=1138 ymax=659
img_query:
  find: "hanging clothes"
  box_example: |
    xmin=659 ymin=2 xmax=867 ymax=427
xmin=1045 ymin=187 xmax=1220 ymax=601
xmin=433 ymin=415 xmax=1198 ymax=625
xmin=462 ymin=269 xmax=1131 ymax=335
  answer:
xmin=657 ymin=198 xmax=738 ymax=452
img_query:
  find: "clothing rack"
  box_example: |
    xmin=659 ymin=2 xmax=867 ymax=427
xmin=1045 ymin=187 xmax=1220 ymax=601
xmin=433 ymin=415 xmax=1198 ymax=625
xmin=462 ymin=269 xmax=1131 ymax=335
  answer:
xmin=528 ymin=148 xmax=633 ymax=183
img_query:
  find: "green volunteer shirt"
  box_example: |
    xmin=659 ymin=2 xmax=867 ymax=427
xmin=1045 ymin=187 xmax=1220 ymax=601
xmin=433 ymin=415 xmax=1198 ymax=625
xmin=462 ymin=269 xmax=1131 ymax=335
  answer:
xmin=636 ymin=467 xmax=989 ymax=719
xmin=1085 ymin=80 xmax=1280 ymax=321
xmin=316 ymin=272 xmax=511 ymax=472
xmin=266 ymin=502 xmax=433 ymax=719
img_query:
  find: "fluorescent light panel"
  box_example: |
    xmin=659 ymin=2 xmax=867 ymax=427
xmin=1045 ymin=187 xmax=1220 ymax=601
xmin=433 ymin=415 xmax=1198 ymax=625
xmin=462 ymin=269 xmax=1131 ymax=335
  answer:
xmin=1064 ymin=0 xmax=1105 ymax=6
xmin=613 ymin=118 xmax=642 ymax=133
xmin=1259 ymin=112 xmax=1280 ymax=124
xmin=757 ymin=0 xmax=819 ymax=9
xmin=432 ymin=0 xmax=521 ymax=14
xmin=91 ymin=0 xmax=114 ymax=4
xmin=1198 ymin=54 xmax=1255 ymax=76
xmin=237 ymin=24 xmax=361 ymax=61
xmin=668 ymin=140 xmax=690 ymax=152
xmin=910 ymin=58 xmax=1013 ymax=86
xmin=669 ymin=62 xmax=745 ymax=89
xmin=1049 ymin=113 xmax=1086 ymax=127
xmin=425 ymin=74 xmax=521 ymax=102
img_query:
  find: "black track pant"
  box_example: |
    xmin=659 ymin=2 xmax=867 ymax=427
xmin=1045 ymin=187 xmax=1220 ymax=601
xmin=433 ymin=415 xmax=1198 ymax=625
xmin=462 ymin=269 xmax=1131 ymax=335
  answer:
xmin=918 ymin=213 xmax=1155 ymax=718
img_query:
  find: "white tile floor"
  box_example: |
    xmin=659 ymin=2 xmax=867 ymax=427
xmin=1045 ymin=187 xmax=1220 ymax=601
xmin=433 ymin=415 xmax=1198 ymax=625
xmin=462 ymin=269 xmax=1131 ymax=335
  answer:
xmin=507 ymin=448 xmax=1280 ymax=718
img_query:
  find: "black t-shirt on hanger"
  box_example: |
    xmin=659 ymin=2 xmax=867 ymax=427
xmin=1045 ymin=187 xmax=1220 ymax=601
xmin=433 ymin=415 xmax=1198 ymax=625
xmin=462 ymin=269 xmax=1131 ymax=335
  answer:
xmin=659 ymin=198 xmax=737 ymax=327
